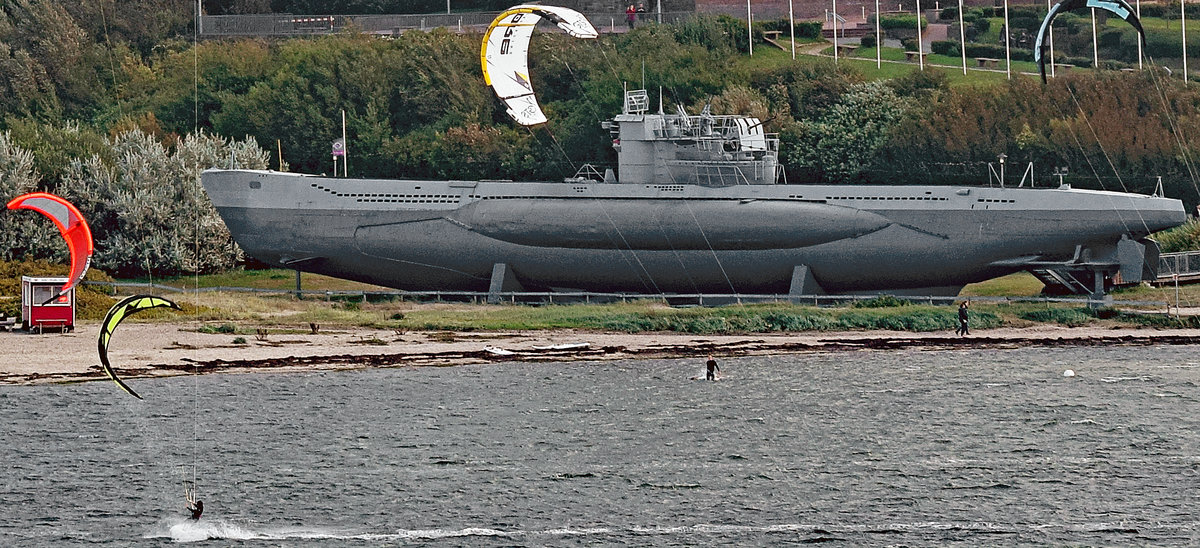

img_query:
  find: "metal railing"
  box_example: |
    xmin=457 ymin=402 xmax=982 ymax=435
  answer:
xmin=1157 ymin=250 xmax=1200 ymax=281
xmin=81 ymin=281 xmax=1163 ymax=308
xmin=199 ymin=11 xmax=698 ymax=37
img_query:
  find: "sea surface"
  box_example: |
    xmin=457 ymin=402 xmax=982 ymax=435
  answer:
xmin=2 ymin=345 xmax=1199 ymax=546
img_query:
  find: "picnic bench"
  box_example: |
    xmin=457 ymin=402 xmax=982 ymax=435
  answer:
xmin=904 ymin=50 xmax=927 ymax=62
xmin=975 ymin=57 xmax=1000 ymax=69
xmin=836 ymin=44 xmax=858 ymax=56
xmin=1054 ymin=63 xmax=1073 ymax=73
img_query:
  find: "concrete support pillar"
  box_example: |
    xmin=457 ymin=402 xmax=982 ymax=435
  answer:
xmin=487 ymin=263 xmax=524 ymax=304
xmin=788 ymin=265 xmax=824 ymax=302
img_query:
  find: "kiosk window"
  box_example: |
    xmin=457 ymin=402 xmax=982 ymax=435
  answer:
xmin=33 ymin=286 xmax=68 ymax=306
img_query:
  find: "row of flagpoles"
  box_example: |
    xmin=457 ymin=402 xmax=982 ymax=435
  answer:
xmin=748 ymin=0 xmax=1189 ymax=82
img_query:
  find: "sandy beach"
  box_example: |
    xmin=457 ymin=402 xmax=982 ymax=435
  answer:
xmin=4 ymin=321 xmax=1200 ymax=387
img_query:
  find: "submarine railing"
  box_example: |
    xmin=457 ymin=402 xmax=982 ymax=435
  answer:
xmin=81 ymin=281 xmax=1165 ymax=308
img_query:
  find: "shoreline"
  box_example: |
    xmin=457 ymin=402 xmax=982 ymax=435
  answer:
xmin=5 ymin=322 xmax=1200 ymax=387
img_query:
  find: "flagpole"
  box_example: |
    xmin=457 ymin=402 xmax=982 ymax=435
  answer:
xmin=876 ymin=0 xmax=881 ymax=68
xmin=1183 ymin=0 xmax=1189 ymax=83
xmin=833 ymin=0 xmax=839 ymax=63
xmin=916 ymin=0 xmax=924 ymax=70
xmin=747 ymin=0 xmax=753 ymax=56
xmin=1136 ymin=0 xmax=1142 ymax=68
xmin=1004 ymin=0 xmax=1011 ymax=79
xmin=1092 ymin=8 xmax=1099 ymax=70
xmin=1048 ymin=0 xmax=1056 ymax=77
xmin=789 ymin=0 xmax=796 ymax=59
xmin=958 ymin=0 xmax=966 ymax=74
xmin=341 ymin=109 xmax=348 ymax=177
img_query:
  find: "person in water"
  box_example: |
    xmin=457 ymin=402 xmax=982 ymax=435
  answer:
xmin=705 ymin=354 xmax=720 ymax=380
xmin=187 ymin=498 xmax=203 ymax=520
xmin=956 ymin=301 xmax=970 ymax=336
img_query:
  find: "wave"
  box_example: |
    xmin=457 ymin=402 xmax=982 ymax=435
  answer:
xmin=1099 ymin=375 xmax=1154 ymax=383
xmin=143 ymin=517 xmax=1190 ymax=543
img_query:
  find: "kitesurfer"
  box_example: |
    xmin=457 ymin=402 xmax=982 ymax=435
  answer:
xmin=187 ymin=499 xmax=204 ymax=520
xmin=956 ymin=301 xmax=970 ymax=336
xmin=705 ymin=354 xmax=720 ymax=380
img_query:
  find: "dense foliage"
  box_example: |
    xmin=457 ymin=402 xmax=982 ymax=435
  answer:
xmin=2 ymin=5 xmax=1200 ymax=278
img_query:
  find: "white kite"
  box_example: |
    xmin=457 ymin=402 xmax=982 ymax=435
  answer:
xmin=482 ymin=4 xmax=598 ymax=126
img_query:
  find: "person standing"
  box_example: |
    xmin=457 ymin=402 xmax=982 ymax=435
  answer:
xmin=626 ymin=5 xmax=637 ymax=29
xmin=636 ymin=2 xmax=647 ymax=23
xmin=705 ymin=354 xmax=720 ymax=380
xmin=956 ymin=301 xmax=970 ymax=336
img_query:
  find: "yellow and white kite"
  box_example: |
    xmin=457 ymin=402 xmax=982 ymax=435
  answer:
xmin=482 ymin=4 xmax=598 ymax=126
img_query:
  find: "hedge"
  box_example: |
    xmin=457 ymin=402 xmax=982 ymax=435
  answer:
xmin=931 ymin=40 xmax=961 ymax=56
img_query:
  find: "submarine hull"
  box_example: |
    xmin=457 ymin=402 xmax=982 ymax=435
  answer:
xmin=202 ymin=169 xmax=1187 ymax=296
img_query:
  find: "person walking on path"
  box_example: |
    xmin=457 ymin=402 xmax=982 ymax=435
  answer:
xmin=956 ymin=301 xmax=970 ymax=336
xmin=705 ymin=354 xmax=720 ymax=380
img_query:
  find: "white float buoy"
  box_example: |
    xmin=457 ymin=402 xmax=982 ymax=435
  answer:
xmin=1063 ymin=369 xmax=1075 ymax=377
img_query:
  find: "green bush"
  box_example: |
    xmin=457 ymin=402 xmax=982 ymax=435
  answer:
xmin=1019 ymin=308 xmax=1094 ymax=327
xmin=1009 ymin=6 xmax=1044 ymax=19
xmin=1140 ymin=4 xmax=1165 ymax=17
xmin=860 ymin=33 xmax=877 ymax=48
xmin=931 ymin=40 xmax=961 ymax=56
xmin=200 ymin=323 xmax=238 ymax=334
xmin=757 ymin=19 xmax=823 ymax=39
xmin=1153 ymin=218 xmax=1200 ymax=252
xmin=851 ymin=295 xmax=910 ymax=308
xmin=940 ymin=7 xmax=959 ymax=20
xmin=880 ymin=14 xmax=927 ymax=30
xmin=761 ymin=311 xmax=838 ymax=331
xmin=1009 ymin=15 xmax=1041 ymax=33
xmin=1058 ymin=55 xmax=1093 ymax=68
xmin=964 ymin=43 xmax=1034 ymax=61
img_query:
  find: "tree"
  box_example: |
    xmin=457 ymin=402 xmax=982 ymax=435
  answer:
xmin=783 ymin=81 xmax=910 ymax=182
xmin=58 ymin=130 xmax=270 ymax=276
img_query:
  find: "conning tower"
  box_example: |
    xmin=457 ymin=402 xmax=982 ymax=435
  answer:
xmin=603 ymin=89 xmax=780 ymax=186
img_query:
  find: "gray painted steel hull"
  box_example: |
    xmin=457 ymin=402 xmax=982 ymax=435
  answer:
xmin=201 ymin=169 xmax=1187 ymax=295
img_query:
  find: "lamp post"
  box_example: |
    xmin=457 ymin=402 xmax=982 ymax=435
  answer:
xmin=998 ymin=153 xmax=1007 ymax=187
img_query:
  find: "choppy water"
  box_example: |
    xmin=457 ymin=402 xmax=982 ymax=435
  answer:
xmin=2 ymin=345 xmax=1199 ymax=546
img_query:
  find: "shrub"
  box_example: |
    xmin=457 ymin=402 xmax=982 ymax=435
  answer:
xmin=880 ymin=14 xmax=927 ymax=30
xmin=200 ymin=323 xmax=238 ymax=334
xmin=851 ymin=295 xmax=910 ymax=308
xmin=940 ymin=7 xmax=959 ymax=20
xmin=1140 ymin=4 xmax=1165 ymax=17
xmin=1019 ymin=308 xmax=1094 ymax=327
xmin=757 ymin=18 xmax=821 ymax=40
xmin=901 ymin=38 xmax=920 ymax=51
xmin=860 ymin=33 xmax=877 ymax=48
xmin=931 ymin=40 xmax=961 ymax=56
xmin=964 ymin=43 xmax=1034 ymax=61
xmin=1154 ymin=218 xmax=1200 ymax=252
xmin=1009 ymin=15 xmax=1041 ymax=33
